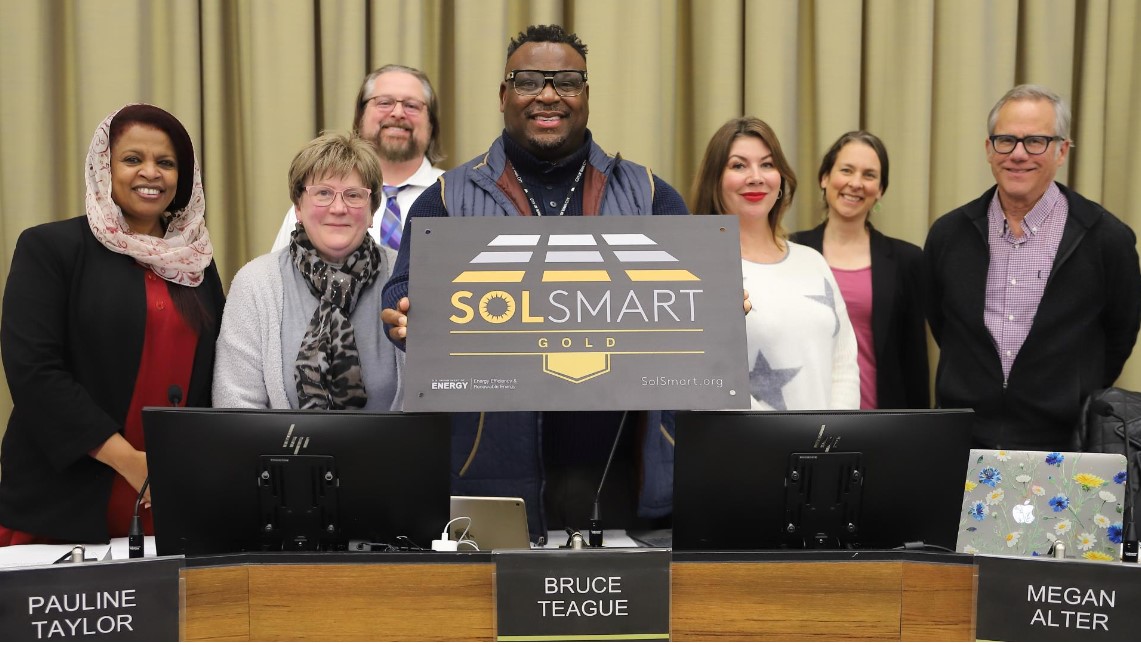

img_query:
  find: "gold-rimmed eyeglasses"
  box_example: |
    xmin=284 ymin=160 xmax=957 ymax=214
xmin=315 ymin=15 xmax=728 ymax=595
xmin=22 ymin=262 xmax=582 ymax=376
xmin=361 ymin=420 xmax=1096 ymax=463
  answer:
xmin=303 ymin=185 xmax=372 ymax=208
xmin=364 ymin=96 xmax=426 ymax=116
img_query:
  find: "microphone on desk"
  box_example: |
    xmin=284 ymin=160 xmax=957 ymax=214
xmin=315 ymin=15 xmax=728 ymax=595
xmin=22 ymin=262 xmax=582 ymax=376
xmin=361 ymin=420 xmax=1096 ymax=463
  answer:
xmin=588 ymin=411 xmax=629 ymax=548
xmin=1091 ymin=399 xmax=1138 ymax=562
xmin=129 ymin=384 xmax=183 ymax=559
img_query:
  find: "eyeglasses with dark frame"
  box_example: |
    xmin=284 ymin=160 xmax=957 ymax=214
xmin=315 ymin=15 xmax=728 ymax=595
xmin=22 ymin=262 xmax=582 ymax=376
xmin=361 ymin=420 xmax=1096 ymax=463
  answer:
xmin=988 ymin=134 xmax=1064 ymax=155
xmin=506 ymin=70 xmax=588 ymax=97
xmin=303 ymin=185 xmax=372 ymax=209
xmin=363 ymin=96 xmax=426 ymax=116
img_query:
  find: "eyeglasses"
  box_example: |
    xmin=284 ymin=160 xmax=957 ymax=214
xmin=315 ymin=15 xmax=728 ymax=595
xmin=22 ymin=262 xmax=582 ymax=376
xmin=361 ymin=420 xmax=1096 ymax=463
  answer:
xmin=988 ymin=134 xmax=1064 ymax=155
xmin=303 ymin=185 xmax=372 ymax=208
xmin=506 ymin=70 xmax=588 ymax=97
xmin=364 ymin=96 xmax=426 ymax=116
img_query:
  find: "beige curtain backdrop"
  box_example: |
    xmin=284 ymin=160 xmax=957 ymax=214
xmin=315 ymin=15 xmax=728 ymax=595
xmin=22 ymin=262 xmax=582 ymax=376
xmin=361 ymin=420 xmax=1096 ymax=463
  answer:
xmin=1 ymin=0 xmax=1139 ymax=433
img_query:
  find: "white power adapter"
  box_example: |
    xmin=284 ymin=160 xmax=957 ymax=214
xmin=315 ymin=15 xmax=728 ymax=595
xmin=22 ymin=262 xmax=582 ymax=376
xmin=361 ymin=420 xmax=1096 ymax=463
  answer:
xmin=431 ymin=532 xmax=458 ymax=552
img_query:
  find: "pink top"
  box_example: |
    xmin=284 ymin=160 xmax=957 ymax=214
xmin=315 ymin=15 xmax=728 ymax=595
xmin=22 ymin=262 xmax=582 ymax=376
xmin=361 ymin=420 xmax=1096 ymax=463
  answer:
xmin=831 ymin=265 xmax=876 ymax=409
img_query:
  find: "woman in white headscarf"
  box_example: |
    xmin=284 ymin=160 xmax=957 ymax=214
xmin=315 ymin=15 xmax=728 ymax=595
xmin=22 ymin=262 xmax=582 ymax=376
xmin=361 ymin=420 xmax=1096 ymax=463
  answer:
xmin=0 ymin=104 xmax=225 ymax=545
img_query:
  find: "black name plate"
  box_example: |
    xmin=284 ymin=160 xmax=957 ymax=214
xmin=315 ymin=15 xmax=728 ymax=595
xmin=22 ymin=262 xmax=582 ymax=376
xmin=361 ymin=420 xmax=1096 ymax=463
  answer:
xmin=976 ymin=555 xmax=1141 ymax=641
xmin=405 ymin=216 xmax=749 ymax=412
xmin=0 ymin=556 xmax=182 ymax=641
xmin=495 ymin=549 xmax=670 ymax=641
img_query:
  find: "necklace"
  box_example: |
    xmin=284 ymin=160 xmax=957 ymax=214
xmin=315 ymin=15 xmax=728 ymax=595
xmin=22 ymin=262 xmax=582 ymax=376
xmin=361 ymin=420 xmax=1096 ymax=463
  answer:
xmin=510 ymin=159 xmax=588 ymax=216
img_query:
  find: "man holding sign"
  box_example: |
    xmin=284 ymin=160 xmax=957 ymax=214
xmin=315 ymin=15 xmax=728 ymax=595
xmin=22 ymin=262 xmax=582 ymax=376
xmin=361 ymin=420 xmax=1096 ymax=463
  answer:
xmin=381 ymin=24 xmax=690 ymax=541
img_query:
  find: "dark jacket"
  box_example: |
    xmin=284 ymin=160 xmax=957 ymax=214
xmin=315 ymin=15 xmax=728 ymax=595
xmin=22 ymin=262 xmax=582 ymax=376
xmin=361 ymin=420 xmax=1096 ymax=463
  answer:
xmin=0 ymin=216 xmax=225 ymax=542
xmin=924 ymin=183 xmax=1141 ymax=449
xmin=792 ymin=223 xmax=930 ymax=409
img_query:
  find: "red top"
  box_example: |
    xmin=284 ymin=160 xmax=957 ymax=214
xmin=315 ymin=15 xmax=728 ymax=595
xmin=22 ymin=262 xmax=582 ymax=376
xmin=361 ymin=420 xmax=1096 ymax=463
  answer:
xmin=104 ymin=268 xmax=199 ymax=537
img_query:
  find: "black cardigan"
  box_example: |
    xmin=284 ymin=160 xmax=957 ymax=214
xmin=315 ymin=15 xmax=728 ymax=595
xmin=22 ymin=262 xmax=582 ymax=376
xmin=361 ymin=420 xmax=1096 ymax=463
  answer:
xmin=924 ymin=183 xmax=1141 ymax=449
xmin=791 ymin=223 xmax=930 ymax=409
xmin=0 ymin=216 xmax=225 ymax=542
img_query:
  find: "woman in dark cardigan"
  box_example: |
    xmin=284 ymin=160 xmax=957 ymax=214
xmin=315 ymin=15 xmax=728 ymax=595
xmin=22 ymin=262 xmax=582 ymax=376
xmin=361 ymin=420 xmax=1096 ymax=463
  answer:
xmin=0 ymin=104 xmax=225 ymax=544
xmin=791 ymin=131 xmax=929 ymax=409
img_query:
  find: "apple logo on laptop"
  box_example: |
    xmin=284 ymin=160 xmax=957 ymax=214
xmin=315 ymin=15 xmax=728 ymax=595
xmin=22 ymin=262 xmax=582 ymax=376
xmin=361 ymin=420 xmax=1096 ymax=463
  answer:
xmin=1012 ymin=500 xmax=1035 ymax=524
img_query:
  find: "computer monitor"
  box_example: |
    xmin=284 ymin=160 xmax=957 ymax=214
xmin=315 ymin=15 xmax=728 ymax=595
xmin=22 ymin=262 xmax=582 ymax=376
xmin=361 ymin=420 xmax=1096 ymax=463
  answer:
xmin=142 ymin=408 xmax=451 ymax=556
xmin=673 ymin=409 xmax=974 ymax=551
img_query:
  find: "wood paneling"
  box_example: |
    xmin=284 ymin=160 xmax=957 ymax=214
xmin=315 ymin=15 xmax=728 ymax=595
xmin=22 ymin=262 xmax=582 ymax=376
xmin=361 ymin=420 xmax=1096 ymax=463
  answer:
xmin=900 ymin=561 xmax=976 ymax=641
xmin=672 ymin=561 xmax=904 ymax=641
xmin=181 ymin=557 xmax=976 ymax=641
xmin=184 ymin=566 xmax=250 ymax=641
xmin=247 ymin=563 xmax=494 ymax=642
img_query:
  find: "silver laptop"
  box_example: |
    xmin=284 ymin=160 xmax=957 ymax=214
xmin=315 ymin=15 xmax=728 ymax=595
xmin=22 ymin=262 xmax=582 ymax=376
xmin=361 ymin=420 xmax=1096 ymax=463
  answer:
xmin=956 ymin=449 xmax=1127 ymax=561
xmin=448 ymin=496 xmax=531 ymax=551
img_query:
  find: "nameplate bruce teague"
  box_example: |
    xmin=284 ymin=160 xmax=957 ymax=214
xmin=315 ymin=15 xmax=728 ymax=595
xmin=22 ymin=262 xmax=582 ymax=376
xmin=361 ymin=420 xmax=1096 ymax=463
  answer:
xmin=0 ymin=556 xmax=182 ymax=641
xmin=494 ymin=549 xmax=670 ymax=641
xmin=404 ymin=216 xmax=749 ymax=412
xmin=975 ymin=555 xmax=1141 ymax=641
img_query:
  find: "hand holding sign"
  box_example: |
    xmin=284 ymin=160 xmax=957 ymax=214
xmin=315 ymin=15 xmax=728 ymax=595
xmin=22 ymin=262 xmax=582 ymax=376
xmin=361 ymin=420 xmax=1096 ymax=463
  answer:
xmin=381 ymin=296 xmax=411 ymax=343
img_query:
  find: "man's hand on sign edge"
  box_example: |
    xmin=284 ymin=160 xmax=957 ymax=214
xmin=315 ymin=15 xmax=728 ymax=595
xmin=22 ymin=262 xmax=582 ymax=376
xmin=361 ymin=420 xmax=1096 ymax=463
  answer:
xmin=381 ymin=296 xmax=410 ymax=342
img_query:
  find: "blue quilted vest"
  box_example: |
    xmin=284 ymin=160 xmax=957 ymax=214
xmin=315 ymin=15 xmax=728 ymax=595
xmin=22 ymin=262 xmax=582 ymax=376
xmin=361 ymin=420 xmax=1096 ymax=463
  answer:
xmin=440 ymin=136 xmax=673 ymax=540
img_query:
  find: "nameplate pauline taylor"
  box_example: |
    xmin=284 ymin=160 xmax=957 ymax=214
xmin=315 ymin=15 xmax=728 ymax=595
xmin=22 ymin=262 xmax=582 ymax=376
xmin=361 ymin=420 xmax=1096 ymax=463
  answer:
xmin=0 ymin=556 xmax=181 ymax=641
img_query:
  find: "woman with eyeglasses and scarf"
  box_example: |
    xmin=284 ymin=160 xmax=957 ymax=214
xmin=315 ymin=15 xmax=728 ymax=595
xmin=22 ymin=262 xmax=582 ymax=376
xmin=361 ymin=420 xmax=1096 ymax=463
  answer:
xmin=0 ymin=104 xmax=224 ymax=545
xmin=213 ymin=133 xmax=402 ymax=411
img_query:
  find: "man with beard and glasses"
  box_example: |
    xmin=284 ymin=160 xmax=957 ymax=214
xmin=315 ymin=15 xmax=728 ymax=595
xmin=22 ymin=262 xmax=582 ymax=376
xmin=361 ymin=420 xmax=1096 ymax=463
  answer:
xmin=380 ymin=24 xmax=689 ymax=544
xmin=271 ymin=64 xmax=445 ymax=252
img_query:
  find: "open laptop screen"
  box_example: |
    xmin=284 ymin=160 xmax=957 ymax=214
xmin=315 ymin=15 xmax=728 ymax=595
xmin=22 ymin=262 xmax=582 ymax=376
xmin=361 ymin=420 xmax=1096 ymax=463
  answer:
xmin=958 ymin=449 xmax=1127 ymax=560
xmin=673 ymin=409 xmax=973 ymax=551
xmin=142 ymin=408 xmax=451 ymax=556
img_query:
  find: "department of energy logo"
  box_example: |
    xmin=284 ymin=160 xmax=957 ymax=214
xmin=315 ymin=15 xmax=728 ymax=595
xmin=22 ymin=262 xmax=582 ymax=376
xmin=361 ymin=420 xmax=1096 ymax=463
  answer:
xmin=446 ymin=232 xmax=702 ymax=383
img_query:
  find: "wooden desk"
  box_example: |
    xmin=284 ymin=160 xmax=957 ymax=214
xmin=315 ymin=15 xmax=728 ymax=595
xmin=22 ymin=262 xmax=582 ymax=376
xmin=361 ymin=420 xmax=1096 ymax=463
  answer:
xmin=183 ymin=551 xmax=975 ymax=641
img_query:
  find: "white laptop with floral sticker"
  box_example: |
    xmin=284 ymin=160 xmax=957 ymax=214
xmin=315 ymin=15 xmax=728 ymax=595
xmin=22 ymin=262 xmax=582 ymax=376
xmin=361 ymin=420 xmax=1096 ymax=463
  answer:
xmin=956 ymin=449 xmax=1127 ymax=562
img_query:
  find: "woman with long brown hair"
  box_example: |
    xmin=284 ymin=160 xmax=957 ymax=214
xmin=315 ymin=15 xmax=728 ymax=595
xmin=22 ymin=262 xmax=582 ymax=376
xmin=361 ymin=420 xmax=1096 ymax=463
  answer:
xmin=691 ymin=116 xmax=858 ymax=410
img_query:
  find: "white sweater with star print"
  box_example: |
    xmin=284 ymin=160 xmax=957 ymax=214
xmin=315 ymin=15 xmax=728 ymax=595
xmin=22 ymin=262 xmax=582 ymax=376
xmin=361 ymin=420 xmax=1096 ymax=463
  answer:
xmin=741 ymin=242 xmax=860 ymax=411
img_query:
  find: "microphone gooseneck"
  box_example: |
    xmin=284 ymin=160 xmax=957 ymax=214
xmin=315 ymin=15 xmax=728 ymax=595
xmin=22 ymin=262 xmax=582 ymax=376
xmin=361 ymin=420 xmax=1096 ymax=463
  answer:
xmin=589 ymin=411 xmax=629 ymax=548
xmin=1092 ymin=400 xmax=1138 ymax=562
xmin=129 ymin=384 xmax=184 ymax=559
xmin=127 ymin=476 xmax=149 ymax=559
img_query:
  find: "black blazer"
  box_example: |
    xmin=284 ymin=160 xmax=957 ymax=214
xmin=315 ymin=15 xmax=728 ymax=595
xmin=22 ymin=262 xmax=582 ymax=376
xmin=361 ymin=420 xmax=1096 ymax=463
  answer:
xmin=0 ymin=216 xmax=225 ymax=542
xmin=791 ymin=223 xmax=930 ymax=408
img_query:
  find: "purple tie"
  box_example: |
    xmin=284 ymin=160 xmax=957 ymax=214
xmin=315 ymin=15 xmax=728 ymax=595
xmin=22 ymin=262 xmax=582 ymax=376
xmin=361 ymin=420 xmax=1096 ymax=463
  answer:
xmin=380 ymin=185 xmax=405 ymax=250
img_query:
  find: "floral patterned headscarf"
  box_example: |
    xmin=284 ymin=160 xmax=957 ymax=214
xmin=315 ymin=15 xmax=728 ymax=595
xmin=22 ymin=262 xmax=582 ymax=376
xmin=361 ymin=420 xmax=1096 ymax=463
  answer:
xmin=84 ymin=103 xmax=213 ymax=286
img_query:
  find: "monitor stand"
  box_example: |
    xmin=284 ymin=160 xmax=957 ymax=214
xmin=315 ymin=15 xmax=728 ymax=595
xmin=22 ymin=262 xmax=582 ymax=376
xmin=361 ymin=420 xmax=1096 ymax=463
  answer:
xmin=783 ymin=452 xmax=864 ymax=549
xmin=257 ymin=454 xmax=342 ymax=550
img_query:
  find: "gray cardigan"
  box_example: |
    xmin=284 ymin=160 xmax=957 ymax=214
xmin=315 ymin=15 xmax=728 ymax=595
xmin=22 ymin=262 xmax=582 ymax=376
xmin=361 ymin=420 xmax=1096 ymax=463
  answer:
xmin=213 ymin=248 xmax=404 ymax=409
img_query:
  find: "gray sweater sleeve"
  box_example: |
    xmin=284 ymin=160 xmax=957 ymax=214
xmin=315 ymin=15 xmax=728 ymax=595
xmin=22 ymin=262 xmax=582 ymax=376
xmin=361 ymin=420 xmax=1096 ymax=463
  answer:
xmin=212 ymin=251 xmax=291 ymax=408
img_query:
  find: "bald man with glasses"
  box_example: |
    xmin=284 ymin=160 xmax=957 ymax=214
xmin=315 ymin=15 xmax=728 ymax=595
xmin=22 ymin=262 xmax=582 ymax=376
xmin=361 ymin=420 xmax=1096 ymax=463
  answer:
xmin=925 ymin=84 xmax=1140 ymax=451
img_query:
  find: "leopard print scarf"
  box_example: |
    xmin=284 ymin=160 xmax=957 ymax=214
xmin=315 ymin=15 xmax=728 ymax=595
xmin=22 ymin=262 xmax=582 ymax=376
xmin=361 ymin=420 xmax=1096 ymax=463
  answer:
xmin=288 ymin=228 xmax=383 ymax=409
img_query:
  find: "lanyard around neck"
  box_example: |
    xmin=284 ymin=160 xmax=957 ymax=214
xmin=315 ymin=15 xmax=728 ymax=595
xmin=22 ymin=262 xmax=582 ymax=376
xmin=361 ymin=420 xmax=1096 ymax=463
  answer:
xmin=510 ymin=159 xmax=588 ymax=216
